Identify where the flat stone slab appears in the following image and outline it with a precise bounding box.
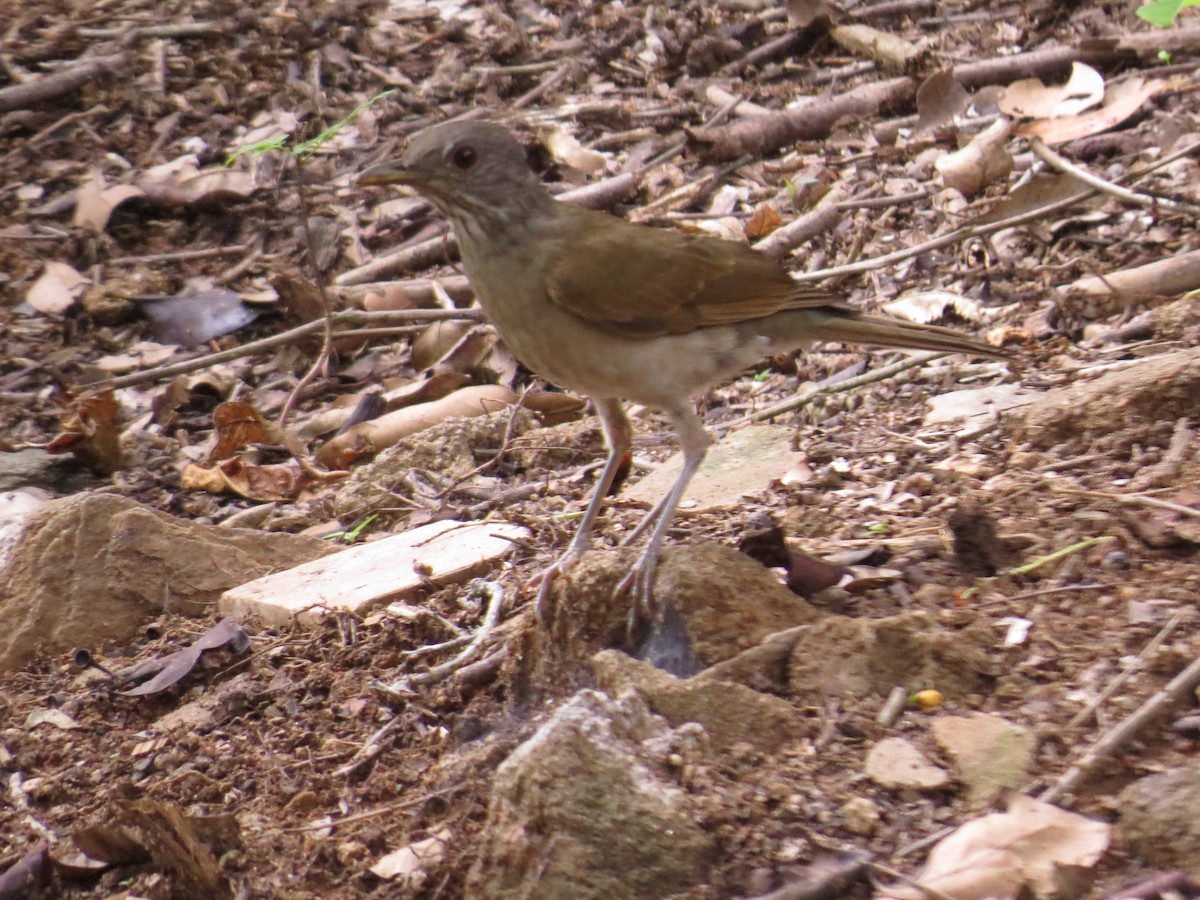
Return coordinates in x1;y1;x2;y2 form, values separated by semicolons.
931;712;1035;808
219;519;529;627
865;737;951;792
626;424;801;513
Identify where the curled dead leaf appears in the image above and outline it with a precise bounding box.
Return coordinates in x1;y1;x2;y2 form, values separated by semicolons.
999;62;1105;119
935;119;1013;196
45;388;123;474
26;261;90;315
1016;76;1167;145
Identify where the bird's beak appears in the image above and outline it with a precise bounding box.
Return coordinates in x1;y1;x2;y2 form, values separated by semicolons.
357;160;415;186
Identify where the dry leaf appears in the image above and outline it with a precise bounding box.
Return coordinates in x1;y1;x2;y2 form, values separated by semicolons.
73;171;146;234
915;69;970;134
1016;77;1166;145
209;401;275;463
743;204;783;240
883;792;1110;899
370;827;451;883
26;261;89;315
180;457;313;501
882;291;987;325
971;173;1089;227
45;388;123;474
999;61;1105;119
936;119;1013;196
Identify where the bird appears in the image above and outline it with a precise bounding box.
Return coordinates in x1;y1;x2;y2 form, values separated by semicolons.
359;120;1009;622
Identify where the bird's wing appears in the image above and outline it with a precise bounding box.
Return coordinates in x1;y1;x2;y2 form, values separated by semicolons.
543;206;845;337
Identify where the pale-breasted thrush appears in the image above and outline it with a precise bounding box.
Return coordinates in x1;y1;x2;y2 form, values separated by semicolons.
360;121;1008;617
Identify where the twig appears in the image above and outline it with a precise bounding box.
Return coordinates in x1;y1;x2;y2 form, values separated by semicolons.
276;783;466;834
1066;613;1183;730
870;860;958;900
727;351;944;426
78;22;223;39
384;581;507;692
331;717;401;778
0;53;127;114
1008;536;1112;576
1030;137;1200;216
108;308;484;389
789;136;1200;284
1041;652;1200;805
107;243;252;265
1050;487;1200;521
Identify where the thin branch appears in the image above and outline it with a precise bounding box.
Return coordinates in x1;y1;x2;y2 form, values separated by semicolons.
1030;137;1200;216
1041;652;1200;805
108;308;484;389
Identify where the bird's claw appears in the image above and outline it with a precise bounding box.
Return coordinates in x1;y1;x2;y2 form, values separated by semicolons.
615;550;659;636
530;550;583;623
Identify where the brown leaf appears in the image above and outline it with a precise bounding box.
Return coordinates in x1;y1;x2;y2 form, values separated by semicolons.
1015;77;1166;145
45;388;123;474
72;170;146;234
118;618;250;697
743;204;782;240
209;401;275;463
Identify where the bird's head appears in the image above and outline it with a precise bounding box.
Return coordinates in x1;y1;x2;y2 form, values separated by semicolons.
358;121;549;217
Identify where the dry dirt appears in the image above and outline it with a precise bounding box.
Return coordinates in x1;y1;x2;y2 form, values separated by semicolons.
2;0;1200;897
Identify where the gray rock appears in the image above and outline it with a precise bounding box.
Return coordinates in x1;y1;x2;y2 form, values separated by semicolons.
0;494;335;671
1119;764;1200;877
466;689;714;899
591;648;805;753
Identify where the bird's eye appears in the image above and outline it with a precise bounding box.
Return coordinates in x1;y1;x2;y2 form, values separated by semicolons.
451;146;477;169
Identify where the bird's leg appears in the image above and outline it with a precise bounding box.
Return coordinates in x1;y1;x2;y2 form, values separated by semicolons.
534;397;632;618
616;403;712;619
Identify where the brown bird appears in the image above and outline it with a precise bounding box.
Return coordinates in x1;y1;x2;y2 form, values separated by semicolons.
360;121;1008;618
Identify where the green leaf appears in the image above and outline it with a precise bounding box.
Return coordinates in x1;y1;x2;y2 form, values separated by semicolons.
292;89;396;159
1136;0;1200;27
225;89;396;165
226;134;289;164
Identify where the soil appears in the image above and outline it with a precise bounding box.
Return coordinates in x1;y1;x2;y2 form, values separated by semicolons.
2;0;1200;897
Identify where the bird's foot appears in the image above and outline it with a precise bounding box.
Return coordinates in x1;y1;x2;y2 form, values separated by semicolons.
615;548;660;635
530;548;584;623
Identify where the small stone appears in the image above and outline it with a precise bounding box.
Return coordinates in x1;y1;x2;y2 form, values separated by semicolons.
931;713;1035;807
864;737;950;792
1119;766;1200;878
841;797;881;835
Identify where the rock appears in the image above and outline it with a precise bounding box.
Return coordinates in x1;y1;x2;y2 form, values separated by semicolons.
466;689;714;899
696;624;810;695
841;797;882;836
1015;347;1200;449
625;425;804;514
220;519;529;627
787;611;996;700
591;649;805;754
652;543;817;665
865;737;951;792
0;494;335;671
1118;765;1200;878
511;416;603;470
930;713;1035;807
527;543;816;690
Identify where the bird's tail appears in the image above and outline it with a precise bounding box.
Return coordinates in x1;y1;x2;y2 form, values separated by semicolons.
802;310;1011;360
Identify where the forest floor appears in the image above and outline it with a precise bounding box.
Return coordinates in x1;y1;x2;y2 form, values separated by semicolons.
2;0;1200;897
